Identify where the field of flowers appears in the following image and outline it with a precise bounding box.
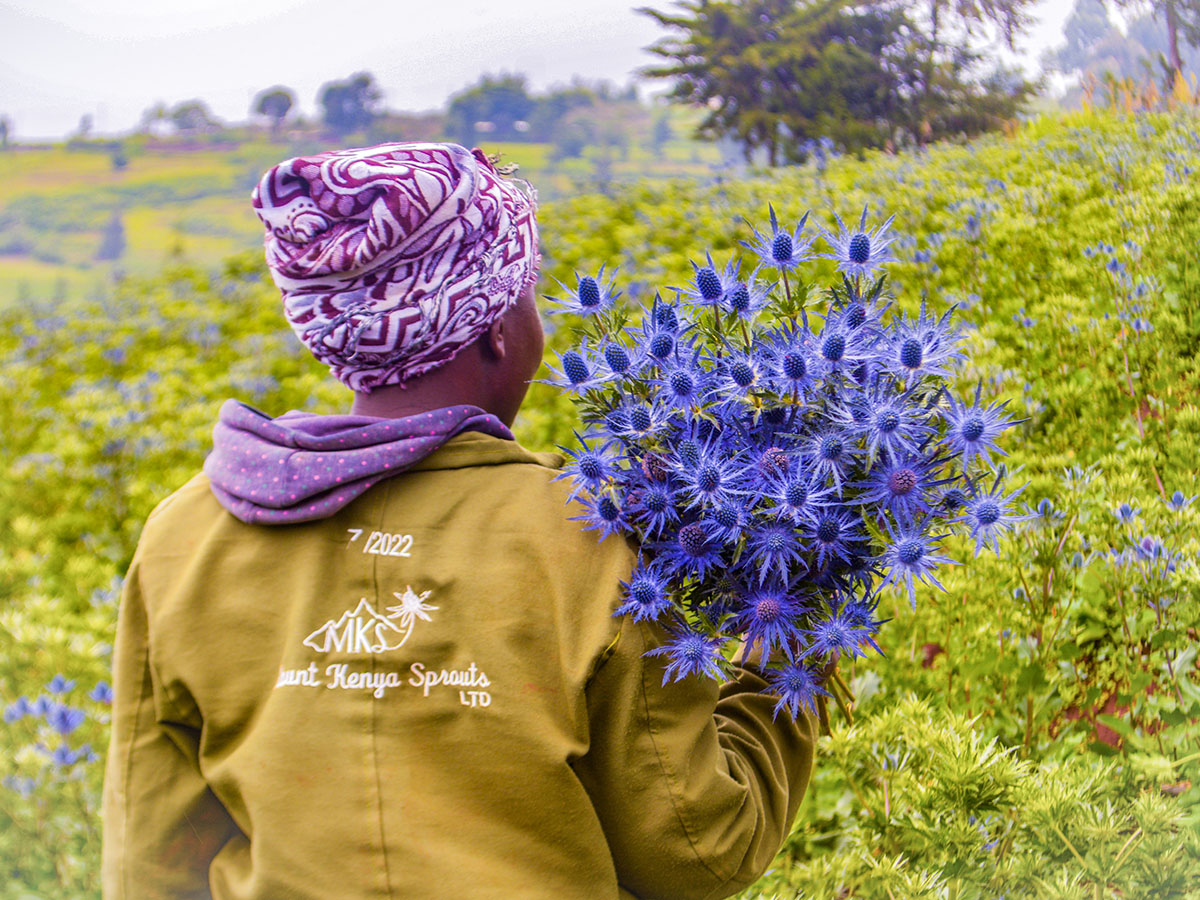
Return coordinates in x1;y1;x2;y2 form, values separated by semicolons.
1;108;1198;898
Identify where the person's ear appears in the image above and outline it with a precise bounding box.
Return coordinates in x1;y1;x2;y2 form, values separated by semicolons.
483;315;506;362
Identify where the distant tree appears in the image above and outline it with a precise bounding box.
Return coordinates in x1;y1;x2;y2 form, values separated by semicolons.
253;86;295;136
641;0;1035;162
96;211;125;262
526;81;598;142
170;100;218;133
641;0;919;163
446;73;537;144
1050;0;1200;92
0;116;10;149
1114;0;1200;76
318;72;383;135
76;114;93;140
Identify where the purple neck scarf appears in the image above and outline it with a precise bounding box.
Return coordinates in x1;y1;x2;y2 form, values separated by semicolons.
203;399;513;525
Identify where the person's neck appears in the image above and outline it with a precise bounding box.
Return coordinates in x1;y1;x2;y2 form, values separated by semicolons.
348;349;508;423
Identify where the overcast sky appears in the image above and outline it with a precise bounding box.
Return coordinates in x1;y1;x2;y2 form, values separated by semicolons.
2;0;1078;140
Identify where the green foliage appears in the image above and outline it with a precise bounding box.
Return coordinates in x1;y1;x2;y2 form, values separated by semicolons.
638;0;1038;161
2;109;1200;898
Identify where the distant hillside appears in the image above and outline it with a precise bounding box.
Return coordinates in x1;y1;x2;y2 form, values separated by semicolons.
0;108;723;308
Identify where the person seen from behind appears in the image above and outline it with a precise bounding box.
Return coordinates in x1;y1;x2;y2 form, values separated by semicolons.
100;141;820;900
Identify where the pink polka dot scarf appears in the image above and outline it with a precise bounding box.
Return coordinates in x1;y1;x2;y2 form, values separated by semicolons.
251;142;540;392
204;399;513;524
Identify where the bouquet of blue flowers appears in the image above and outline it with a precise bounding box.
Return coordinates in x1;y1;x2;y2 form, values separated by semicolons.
546;205;1027;720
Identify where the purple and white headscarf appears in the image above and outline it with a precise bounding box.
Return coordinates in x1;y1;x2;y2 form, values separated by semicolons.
251;142;540;392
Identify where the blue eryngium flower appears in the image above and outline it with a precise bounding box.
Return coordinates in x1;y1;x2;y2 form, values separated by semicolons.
940;382;1022;467
742;205;815;272
648;629;729;684
617;563;673;622
89;681;113;704
732;585;803;659
768;662;829;719
887;298;963;384
681;252;740;308
958;472;1033;556
550;199;1025;717
46;704;86;736
821;205;897;280
546;265;620;316
878;523;956;608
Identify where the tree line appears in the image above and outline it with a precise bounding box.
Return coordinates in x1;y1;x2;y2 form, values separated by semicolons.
636;0;1200;163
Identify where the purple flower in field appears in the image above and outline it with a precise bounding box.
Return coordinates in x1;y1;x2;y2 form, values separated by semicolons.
546;265;620;317
46;704;86;736
4;697;33;724
1113;502;1140;524
681;252;740;309
2;775;36;796
647;629;729;684
89;681;114;705
29;696;53;718
768;662;829;719
742;205;816;273
1165;490;1197;512
46;675;75;695
821;205;897;280
886;299;963;384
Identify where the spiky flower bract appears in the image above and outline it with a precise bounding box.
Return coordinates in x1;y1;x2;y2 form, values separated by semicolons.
886;298;964;384
821;205;897;280
681;252;740;309
769;662;830;719
546;264;621;316
616;562;673;622
940;382;1022;467
742;205;816;273
647;629;730;684
957;470;1034;556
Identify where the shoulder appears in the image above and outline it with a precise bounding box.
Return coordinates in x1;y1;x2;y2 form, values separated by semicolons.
136;472;225;552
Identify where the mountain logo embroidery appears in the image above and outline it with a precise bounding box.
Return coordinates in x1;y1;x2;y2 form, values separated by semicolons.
303;588;438;654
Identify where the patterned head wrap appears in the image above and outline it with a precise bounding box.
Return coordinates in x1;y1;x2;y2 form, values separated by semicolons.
251;142;540;392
